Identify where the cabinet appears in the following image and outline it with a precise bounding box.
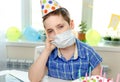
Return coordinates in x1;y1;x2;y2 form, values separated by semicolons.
6;42;45;70
93;46;120;79
6;42;44;60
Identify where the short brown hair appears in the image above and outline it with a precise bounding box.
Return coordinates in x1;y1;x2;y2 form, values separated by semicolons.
43;8;71;24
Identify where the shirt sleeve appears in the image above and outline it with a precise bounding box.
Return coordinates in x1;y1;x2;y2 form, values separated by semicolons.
88;48;103;70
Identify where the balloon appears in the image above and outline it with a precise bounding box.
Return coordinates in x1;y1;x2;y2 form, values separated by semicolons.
85;29;101;46
38;30;46;41
23;26;40;41
6;26;21;41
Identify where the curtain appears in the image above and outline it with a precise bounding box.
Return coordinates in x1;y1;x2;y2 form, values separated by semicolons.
0;31;7;70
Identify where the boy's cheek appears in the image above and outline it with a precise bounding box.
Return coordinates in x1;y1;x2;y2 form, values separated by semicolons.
46;35;55;42
47;34;55;39
49;36;55;41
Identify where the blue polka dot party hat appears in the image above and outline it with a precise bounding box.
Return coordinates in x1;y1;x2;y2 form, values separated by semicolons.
40;0;61;17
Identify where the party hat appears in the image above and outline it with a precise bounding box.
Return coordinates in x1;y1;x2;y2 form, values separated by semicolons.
40;0;61;17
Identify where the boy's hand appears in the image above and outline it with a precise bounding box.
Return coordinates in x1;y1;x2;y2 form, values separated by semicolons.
44;37;56;53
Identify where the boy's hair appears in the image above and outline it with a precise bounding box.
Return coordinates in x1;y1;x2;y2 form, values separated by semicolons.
43;8;71;24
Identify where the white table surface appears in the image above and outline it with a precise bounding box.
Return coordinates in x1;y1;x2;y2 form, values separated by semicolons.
42;76;79;82
0;70;79;82
0;70;30;82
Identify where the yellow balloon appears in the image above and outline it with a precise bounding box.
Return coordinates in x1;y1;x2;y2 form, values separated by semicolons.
6;26;21;41
86;29;101;46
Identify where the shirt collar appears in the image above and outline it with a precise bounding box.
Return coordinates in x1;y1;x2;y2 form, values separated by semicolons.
57;42;78;60
58;48;62;58
76;39;86;58
53;48;59;59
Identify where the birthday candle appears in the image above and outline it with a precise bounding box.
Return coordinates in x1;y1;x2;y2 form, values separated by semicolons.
116;73;120;82
78;69;81;82
85;72;88;82
103;72;106;82
89;67;91;77
100;66;103;77
111;78;114;82
118;73;120;82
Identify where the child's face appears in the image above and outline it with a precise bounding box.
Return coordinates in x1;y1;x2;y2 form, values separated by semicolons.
43;15;74;38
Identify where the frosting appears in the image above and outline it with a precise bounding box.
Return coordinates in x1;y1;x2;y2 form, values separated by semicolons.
72;75;112;82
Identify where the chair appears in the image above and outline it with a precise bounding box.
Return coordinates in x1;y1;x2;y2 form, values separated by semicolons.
34;46;45;61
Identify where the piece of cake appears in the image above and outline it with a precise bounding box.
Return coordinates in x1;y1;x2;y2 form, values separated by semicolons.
72;75;112;82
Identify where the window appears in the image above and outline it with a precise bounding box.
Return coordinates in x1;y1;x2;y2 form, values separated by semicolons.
0;0;21;31
32;0;43;31
92;0;120;37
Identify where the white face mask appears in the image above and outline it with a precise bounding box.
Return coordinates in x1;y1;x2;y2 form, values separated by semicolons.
51;30;76;48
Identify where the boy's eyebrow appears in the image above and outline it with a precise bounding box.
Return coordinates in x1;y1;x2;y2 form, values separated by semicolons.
56;23;64;27
46;28;53;32
45;22;65;30
47;28;52;31
56;24;61;27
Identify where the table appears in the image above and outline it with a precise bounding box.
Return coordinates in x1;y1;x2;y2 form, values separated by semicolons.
42;76;80;82
0;70;79;82
0;70;29;82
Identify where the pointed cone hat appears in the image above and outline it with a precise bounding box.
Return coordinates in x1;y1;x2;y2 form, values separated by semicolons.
40;0;61;17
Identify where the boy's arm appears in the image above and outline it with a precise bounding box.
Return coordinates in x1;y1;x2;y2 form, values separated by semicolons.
28;37;55;82
28;48;51;82
91;64;101;75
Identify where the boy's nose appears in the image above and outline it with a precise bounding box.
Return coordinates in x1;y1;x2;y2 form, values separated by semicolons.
54;30;59;35
54;29;62;35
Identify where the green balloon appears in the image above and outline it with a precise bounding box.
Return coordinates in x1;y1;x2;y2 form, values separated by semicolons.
6;27;21;41
86;29;101;46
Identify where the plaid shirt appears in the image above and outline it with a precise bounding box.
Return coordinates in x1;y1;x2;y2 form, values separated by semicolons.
46;39;102;80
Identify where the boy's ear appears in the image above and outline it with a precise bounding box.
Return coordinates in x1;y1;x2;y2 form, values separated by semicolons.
70;20;74;29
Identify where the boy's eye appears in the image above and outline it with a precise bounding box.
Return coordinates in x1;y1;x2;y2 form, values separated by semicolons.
47;29;53;33
58;25;64;29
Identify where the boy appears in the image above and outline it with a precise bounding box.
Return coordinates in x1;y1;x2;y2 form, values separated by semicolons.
28;0;102;82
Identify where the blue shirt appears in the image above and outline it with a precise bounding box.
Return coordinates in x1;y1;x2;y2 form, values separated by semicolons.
46;39;102;80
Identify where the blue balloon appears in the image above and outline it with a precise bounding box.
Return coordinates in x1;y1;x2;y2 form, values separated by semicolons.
23;26;40;41
38;30;46;41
